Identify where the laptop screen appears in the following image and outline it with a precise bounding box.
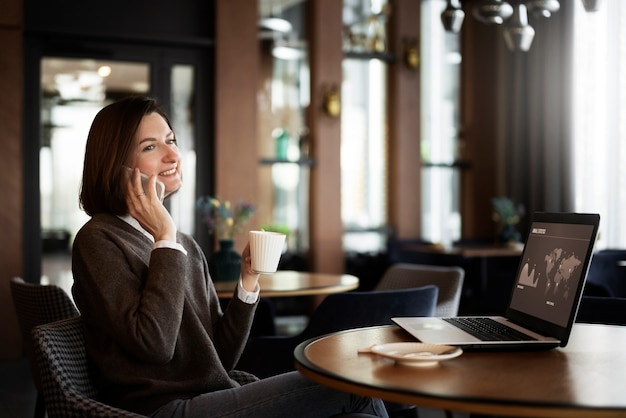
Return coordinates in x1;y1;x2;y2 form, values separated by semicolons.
506;213;600;339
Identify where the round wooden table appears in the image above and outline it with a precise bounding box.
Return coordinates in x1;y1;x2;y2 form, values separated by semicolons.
214;270;360;298
295;324;626;418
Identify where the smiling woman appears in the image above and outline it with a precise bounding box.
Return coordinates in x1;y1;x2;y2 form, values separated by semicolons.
67;95;389;418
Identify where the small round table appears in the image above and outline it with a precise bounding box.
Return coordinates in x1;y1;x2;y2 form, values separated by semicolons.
213;270;360;299
295;324;626;418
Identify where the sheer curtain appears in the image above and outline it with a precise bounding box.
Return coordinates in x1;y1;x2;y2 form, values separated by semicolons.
572;0;626;249
497;1;576;234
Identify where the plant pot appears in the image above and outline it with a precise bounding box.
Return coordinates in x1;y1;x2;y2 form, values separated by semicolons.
210;239;242;282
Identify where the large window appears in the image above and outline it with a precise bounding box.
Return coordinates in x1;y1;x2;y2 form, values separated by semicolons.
420;0;462;247
572;0;626;249
341;0;389;253
259;0;310;253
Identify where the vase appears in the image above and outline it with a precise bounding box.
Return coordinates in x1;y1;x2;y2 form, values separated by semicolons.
210;239;242;282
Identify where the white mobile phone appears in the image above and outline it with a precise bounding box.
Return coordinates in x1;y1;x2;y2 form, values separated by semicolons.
124;166;165;201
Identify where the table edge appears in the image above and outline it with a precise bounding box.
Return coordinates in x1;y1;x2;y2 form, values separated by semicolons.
293;326;626;418
215;272;360;298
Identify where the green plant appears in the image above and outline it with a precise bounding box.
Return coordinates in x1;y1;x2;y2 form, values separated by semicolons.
258;223;290;236
491;197;525;242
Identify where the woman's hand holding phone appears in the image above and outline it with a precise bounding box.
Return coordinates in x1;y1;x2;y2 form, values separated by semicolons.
124;167;176;243
124;166;165;201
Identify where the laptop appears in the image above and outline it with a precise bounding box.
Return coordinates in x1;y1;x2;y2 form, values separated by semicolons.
392;212;601;350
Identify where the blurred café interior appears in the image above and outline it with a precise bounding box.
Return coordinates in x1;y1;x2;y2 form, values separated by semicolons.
2;0;626;415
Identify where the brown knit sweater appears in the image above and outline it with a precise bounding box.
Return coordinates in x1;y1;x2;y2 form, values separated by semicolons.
71;213;257;415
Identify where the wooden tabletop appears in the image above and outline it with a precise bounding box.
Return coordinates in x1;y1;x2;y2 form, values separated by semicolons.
294;324;626;418
214;270;360;298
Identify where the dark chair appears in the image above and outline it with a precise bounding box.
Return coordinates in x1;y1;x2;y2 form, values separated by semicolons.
582;280;612;297
236;286;438;378
32;316;259;418
375;263;465;317
10;277;80;418
576;296;626;325
32;316;147;418
586;249;626;297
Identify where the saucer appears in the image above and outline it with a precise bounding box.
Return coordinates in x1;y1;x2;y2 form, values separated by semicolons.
368;342;462;367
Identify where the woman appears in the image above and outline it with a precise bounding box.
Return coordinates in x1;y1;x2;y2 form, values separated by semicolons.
71;95;388;418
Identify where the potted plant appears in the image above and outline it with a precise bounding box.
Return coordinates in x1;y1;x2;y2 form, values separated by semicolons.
197;196;255;281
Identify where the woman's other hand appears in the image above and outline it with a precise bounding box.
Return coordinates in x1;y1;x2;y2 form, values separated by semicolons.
240;242;260;292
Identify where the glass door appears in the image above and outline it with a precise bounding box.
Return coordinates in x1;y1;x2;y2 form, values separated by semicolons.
24;41;210;289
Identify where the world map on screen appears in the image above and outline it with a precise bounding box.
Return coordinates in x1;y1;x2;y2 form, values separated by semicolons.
517;248;582;299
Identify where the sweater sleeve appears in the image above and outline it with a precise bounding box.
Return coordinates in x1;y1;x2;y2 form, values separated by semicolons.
184;236;258;369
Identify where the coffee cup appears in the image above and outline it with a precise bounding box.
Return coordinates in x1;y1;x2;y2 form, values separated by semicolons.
249;230;286;273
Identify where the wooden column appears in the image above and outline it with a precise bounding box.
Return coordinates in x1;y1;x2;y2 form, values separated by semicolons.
0;0;24;359
214;0;260;250
307;0;344;273
388;0;422;239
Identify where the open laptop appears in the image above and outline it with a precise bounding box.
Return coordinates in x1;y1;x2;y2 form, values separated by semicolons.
393;212;600;350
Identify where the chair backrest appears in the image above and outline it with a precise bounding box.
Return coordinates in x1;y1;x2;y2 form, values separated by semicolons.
32;316;146;418
10;277;80;360
299;285;438;341
576;296;626;326
10;275;81;416
375;263;465;316
586;249;626;298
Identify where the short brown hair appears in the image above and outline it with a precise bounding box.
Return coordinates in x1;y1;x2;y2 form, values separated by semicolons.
79;96;172;216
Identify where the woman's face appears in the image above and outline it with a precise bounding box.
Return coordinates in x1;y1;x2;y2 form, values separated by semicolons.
125;112;182;196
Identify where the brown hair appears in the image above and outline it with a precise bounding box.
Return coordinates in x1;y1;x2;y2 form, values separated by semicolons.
79;96;172;216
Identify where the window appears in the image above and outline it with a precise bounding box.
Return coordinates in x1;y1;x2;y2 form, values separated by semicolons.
341;0;390;253
420;0;462;247
259;0;310;253
572;1;626;249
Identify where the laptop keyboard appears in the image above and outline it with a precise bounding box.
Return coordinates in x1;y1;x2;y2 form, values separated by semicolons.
443;317;537;341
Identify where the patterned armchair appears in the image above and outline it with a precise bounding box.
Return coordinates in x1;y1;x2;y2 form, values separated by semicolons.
10;277;80;418
32;315;259;418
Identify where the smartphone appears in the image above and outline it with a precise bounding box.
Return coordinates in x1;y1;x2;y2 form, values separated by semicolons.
124;166;165;201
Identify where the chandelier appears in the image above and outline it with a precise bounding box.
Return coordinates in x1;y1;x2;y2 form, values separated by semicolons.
440;0;600;52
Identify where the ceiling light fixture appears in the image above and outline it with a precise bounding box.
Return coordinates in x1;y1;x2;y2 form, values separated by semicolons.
441;0;465;33
97;65;112;78
503;3;535;52
581;0;603;12
259;17;293;34
441;0;611;52
526;0;560;18
472;0;514;25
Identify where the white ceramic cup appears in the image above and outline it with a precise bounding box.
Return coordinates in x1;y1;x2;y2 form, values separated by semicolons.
249;230;286;273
